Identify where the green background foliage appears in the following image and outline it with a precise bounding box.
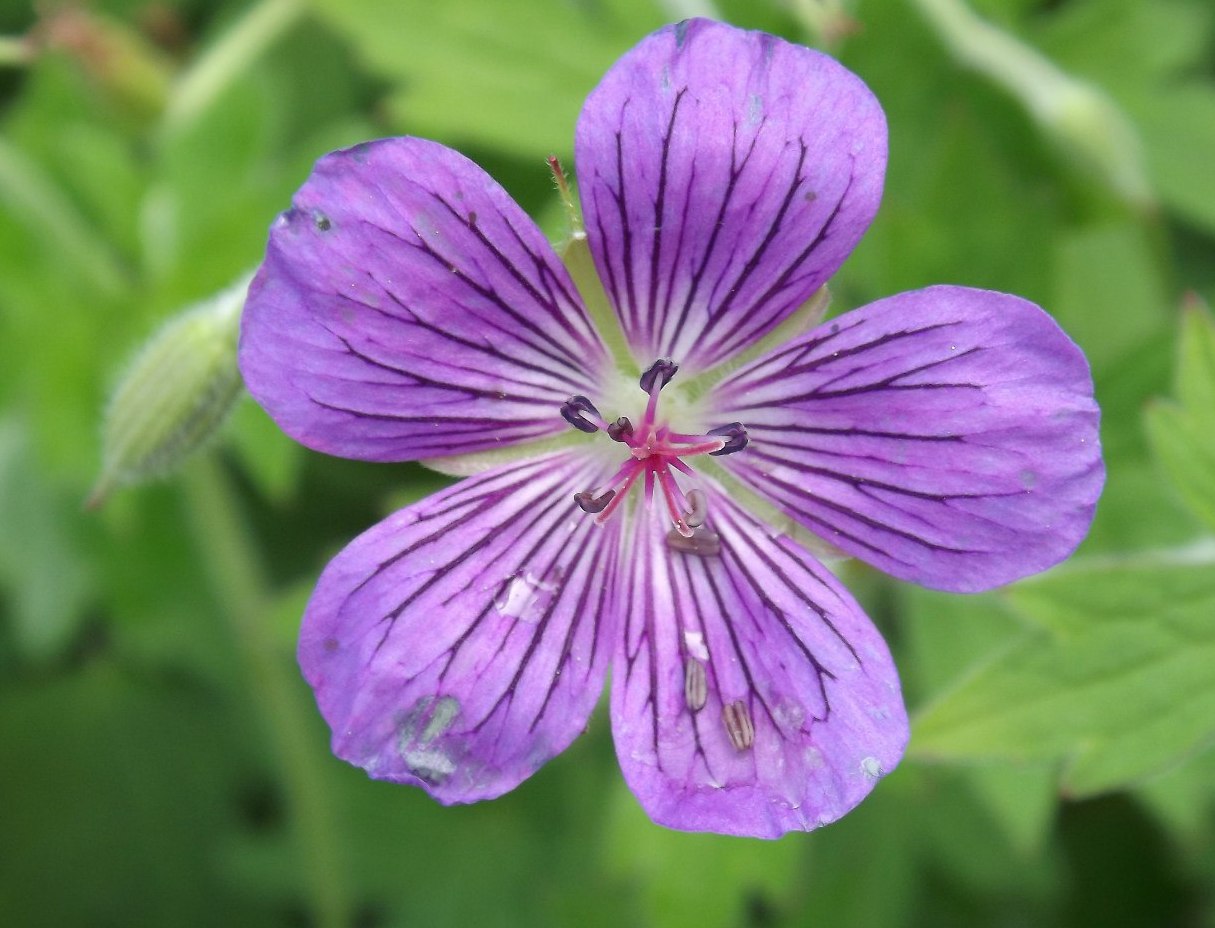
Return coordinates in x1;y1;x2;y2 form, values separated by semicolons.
2;0;1214;925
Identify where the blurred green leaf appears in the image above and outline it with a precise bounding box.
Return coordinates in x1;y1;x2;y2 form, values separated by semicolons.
897;583;1023;706
1135;744;1215;848
604;777;806;928
0;419;93;662
0;661;262;927
1145;303;1215;532
1050;221;1170;372
961;762;1059;856
1034;0;1211;92
307;0;665;156
913;549;1215;797
1128;85;1215;237
837;0;1072;326
789;761;1058;927
1033;0;1215;233
228;396;305;505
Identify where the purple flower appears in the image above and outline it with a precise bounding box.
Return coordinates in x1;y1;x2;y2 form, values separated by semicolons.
239;19;1103;837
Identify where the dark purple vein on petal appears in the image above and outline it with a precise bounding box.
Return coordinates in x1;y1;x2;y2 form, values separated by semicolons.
375;221;587;378
646;89;687;350
500;218;602;353
433;495;589;677
738;323;964;396
661;553;713;779
715;315;868;393
710;524;834;719
427;193;603;357
612;105;640;337
743;451;981;503
714;502;860;666
665;118;763;356
358;458;595;658
530;533;617;730
372;283;590;393
274;247;586;394
730;463;974;563
705;140;809;328
470;520;604;734
708;170;855;366
326;328;560;405
747;423;963;443
680;554;780;735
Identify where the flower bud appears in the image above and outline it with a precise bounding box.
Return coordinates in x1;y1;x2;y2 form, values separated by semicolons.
88;274;251;508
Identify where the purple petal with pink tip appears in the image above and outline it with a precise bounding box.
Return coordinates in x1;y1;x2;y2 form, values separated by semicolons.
611;494;907;838
709;286;1104;592
576;18;886;373
239;137;608;462
299;451;619;803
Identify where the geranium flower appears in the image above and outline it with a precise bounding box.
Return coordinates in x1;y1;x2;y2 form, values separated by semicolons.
239;18;1103;837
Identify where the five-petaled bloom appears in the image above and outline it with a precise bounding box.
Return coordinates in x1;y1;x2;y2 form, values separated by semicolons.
239;19;1103;837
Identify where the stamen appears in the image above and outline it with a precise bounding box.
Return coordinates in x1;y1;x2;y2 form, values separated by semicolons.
639;358;679;394
574;489;616;513
568;358;744;538
666;526;722;557
722;700;755;751
707;422;749;456
560;395;603;433
684;659;707;712
606;416;634;442
588;460;645;525
656;468;692;537
684;488;708;528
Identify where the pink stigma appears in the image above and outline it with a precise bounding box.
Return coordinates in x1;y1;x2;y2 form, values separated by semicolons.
567;359;747;536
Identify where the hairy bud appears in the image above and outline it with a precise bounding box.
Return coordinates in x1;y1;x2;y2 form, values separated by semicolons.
88;274;251;508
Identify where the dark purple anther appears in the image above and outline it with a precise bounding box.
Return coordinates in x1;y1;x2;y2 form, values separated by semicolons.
561;395;602;433
639;358;679;393
574;489;617;513
607;416;634;442
707;422;749;456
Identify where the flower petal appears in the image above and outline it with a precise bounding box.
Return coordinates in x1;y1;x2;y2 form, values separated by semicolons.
240;137;609;462
575;19;886;373
709;286;1104;592
299;451;619;803
610;494;907;837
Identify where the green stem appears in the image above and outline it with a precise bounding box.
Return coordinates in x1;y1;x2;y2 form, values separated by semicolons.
907;0;1154;211
160;0;306;138
181;455;350;928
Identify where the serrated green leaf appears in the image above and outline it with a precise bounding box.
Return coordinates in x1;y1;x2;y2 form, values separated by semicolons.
1175;303;1215;412
1145;402;1215;533
1145;304;1215;532
912;552;1215;797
